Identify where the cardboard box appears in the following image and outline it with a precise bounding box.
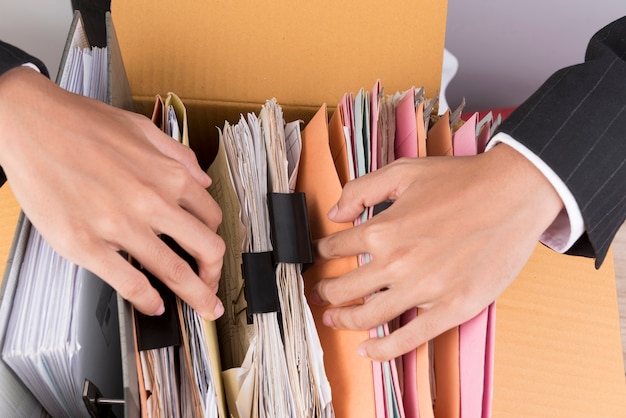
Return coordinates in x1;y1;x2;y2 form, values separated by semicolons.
111;1;626;415
494;245;626;416
111;0;448;170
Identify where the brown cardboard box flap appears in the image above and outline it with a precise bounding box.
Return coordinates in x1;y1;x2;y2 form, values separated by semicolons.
112;0;447;108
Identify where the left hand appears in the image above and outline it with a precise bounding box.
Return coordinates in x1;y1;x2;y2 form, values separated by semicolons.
0;67;225;320
311;144;564;361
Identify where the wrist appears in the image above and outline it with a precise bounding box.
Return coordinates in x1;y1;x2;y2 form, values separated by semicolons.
481;143;565;240
487;133;584;252
0;66;53;164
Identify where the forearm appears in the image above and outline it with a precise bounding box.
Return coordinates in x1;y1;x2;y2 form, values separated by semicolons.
494;17;626;267
0;42;51;186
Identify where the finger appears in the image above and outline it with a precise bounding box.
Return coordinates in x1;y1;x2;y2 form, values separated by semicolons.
314;221;371;261
320;288;413;332
312;261;393;306
177;179;223;232
156;209;226;293
134;114;212;187
328;175;390;223
126;228;224;320
328;161;415;223
90;248;165;316
151;204;225;286
176;145;212;187
357;305;459;362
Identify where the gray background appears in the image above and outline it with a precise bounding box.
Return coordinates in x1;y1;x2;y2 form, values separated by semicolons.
445;0;626;111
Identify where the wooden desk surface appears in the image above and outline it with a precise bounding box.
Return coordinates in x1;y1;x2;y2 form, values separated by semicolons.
0;186;624;416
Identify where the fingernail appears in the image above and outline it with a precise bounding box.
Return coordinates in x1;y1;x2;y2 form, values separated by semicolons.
322;311;335;328
153;303;165;316
327;204;338;220
357;345;368;358
213;299;225;319
308;289;322;305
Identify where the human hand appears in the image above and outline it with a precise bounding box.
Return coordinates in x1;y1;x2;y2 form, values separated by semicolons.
311;144;564;361
0;67;225;320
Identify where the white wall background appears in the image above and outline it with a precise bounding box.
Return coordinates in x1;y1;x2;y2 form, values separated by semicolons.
0;1;73;81
445;0;626;111
1;1;626;110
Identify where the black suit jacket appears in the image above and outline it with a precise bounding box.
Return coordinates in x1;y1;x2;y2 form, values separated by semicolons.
0;41;48;78
497;17;626;268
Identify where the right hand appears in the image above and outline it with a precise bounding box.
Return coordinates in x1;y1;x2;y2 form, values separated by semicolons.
311;144;564;361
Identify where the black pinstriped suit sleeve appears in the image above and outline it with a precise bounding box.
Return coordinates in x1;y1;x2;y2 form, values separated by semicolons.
0;41;49;78
496;17;626;268
0;41;50;187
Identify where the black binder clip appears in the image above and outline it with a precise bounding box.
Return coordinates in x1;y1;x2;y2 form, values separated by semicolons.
133;235;187;351
82;379;124;418
267;192;314;271
240;192;315;324
372;200;393;216
242;251;280;324
132;261;182;350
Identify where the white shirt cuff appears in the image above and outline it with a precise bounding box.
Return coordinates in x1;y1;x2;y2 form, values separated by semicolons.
485;132;585;253
21;62;41;73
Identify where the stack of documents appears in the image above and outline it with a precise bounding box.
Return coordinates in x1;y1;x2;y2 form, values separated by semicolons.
208;99;333;418
2;229;123;418
294;80;501;418
56;16;107;102
0;10;139;418
204;83;502;417
131;92;226;418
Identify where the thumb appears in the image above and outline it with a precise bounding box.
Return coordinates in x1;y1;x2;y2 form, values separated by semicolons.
328;161;410;223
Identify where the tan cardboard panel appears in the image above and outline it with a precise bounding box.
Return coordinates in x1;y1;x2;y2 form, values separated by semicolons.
493;244;626;416
112;0;447;108
113;0;447;169
0;186;20;282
